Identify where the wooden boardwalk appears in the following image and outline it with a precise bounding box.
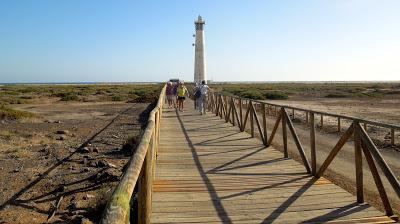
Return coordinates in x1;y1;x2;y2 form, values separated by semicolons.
151;102;394;223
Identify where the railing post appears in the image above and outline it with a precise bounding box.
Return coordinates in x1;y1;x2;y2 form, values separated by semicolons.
292;108;295;119
282;108;288;158
305;111;309;124
310;112;316;176
250;101;254;137
262;103;268;145
320;114;324;128
239;98;243;128
138;136;154;224
337;117;341;132
354;122;364;204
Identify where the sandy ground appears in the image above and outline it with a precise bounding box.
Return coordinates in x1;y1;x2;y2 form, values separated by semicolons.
0;102;151;223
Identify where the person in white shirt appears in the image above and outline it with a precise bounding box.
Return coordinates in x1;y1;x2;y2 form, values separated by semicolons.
198;80;211;115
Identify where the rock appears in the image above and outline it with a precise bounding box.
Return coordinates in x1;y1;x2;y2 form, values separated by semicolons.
55;185;66;192
83;194;95;200
81;167;90;172
89;161;98;167
92;147;99;153
81;218;94;224
56;130;69;135
78;147;90;153
55;120;62;123
67;201;78;210
57;135;66;140
97;160;107;168
13;168;20;173
106;162;117;168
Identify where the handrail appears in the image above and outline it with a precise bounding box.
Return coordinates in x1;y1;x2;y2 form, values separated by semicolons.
225;94;400;130
207;91;399;219
101;85;166;224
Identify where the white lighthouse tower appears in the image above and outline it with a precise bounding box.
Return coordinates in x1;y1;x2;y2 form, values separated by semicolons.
194;15;206;84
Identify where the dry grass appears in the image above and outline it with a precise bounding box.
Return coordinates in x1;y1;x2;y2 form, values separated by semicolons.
0;105;36;120
0;130;56;158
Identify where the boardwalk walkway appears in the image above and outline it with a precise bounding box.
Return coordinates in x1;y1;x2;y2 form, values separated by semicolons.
151;100;394;223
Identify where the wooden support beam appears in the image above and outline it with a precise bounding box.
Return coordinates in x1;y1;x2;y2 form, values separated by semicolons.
250;102;265;144
354;123;364;203
267;111;282;146
361;142;393;216
310;112;316;176
317;124;354;177
338;117;341;132
241;103;251;132
357;123;400;198
283;109;311;173
262;103;268;145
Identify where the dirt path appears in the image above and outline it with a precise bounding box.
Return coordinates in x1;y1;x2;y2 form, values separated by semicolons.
0;102;151;223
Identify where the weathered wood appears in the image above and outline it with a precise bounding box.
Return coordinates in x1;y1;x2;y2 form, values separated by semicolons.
354;123;364;203
283;109;311;173
232;100;241;129
282;108;288;158
310;113;316;176
357;123;400;198
361;141;393;216
262;103;268;145
338;117;341;132
317;124;354;177
267;111;282;146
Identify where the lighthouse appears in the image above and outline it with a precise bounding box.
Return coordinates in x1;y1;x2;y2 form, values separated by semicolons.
194;15;206;84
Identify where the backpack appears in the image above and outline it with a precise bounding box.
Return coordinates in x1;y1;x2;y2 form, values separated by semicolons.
194;89;201;98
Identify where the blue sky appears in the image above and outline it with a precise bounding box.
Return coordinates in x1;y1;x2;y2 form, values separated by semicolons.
0;0;399;83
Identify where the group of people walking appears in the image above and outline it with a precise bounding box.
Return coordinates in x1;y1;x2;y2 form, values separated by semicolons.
165;80;210;114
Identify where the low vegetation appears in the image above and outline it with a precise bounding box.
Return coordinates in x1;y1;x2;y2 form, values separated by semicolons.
0;104;36;120
210;82;400;100
0;84;163;105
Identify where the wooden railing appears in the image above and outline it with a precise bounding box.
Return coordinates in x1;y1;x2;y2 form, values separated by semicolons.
101;85;165;224
207;92;400;218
